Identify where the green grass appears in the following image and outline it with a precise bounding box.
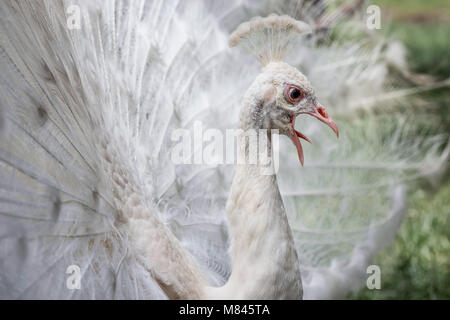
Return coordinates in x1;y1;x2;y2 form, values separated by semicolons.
375;0;450;79
351;181;450;299
374;0;450;21
385;23;450;80
385;22;450;133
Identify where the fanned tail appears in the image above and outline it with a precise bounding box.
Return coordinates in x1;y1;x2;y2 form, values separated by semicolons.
0;0;209;299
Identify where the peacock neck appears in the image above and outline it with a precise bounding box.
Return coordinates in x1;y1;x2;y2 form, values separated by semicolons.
207;120;302;299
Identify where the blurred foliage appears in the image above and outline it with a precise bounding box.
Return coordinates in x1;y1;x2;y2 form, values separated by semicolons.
351;179;450;299
384;23;450;80
350;0;450;299
374;0;450;79
374;0;450;20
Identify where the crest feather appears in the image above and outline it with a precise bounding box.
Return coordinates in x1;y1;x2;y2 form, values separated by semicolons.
229;14;312;66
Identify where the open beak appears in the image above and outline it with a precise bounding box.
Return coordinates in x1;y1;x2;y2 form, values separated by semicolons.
290;105;339;166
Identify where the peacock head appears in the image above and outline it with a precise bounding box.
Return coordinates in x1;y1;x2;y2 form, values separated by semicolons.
230;15;338;166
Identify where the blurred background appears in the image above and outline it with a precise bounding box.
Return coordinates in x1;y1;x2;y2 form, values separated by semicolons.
350;0;449;299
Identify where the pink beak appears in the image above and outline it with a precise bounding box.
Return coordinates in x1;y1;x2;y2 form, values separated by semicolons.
290;105;339;166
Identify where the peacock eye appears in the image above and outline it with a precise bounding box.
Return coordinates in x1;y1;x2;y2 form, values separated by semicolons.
284;85;304;104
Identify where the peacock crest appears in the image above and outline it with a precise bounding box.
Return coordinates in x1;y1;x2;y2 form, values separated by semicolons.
229;14;311;66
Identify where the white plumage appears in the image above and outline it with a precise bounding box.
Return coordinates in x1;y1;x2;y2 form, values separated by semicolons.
0;0;447;299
